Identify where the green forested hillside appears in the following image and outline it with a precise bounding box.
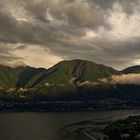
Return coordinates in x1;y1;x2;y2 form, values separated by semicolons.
0;60;140;111
0;65;18;88
1;60;140;89
24;59;119;87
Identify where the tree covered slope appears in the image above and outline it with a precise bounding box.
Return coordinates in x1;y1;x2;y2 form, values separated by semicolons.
0;65;19;88
0;59;140;89
23;59;119;87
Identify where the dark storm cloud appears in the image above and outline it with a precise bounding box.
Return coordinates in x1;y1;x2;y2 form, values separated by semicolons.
88;0;139;14
0;44;22;63
0;0;140;69
85;37;140;69
47;36;140;69
0;0;110;44
23;0;50;22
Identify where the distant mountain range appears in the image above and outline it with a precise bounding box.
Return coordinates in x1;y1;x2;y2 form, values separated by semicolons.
122;65;140;74
0;59;140;111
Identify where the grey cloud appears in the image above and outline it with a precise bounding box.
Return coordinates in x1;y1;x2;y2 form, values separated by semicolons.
0;0;108;45
0;44;23;63
0;0;140;69
23;0;109;29
82;37;140;69
88;0;140;14
0;10;16;32
14;45;27;50
0;8;85;45
23;0;50;22
48;36;140;69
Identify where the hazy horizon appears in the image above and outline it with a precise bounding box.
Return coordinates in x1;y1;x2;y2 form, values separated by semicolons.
0;0;140;70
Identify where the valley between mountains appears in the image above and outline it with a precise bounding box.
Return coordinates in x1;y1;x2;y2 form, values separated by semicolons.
0;59;140;111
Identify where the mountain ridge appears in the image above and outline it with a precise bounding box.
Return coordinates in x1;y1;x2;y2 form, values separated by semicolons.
0;59;140;89
2;59;120;88
122;65;140;74
0;59;140;111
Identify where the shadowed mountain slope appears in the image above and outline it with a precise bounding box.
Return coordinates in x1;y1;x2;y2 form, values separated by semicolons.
122;65;140;74
0;65;19;88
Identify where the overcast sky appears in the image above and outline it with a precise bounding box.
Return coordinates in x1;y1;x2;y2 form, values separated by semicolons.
0;0;140;70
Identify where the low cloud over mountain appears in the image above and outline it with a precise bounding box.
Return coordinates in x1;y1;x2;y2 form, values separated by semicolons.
110;74;140;85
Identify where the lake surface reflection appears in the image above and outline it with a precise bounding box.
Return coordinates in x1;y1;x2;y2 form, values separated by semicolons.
0;110;140;140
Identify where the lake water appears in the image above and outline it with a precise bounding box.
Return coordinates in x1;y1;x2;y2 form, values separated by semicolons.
0;110;140;140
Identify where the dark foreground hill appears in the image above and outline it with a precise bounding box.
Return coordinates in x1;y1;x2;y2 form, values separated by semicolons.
103;116;140;140
62;115;140;140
